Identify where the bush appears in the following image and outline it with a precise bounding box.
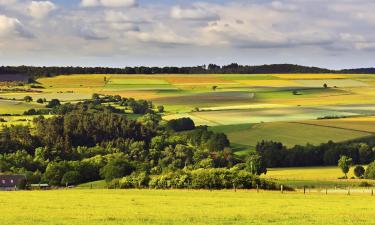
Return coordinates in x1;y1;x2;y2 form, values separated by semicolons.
36;98;44;104
46;99;61;108
23;96;33;102
100;159;135;182
147;169;282;190
365;161;375;179
167;118;195;132
354;165;365;178
119;172;150;189
61;171;80;186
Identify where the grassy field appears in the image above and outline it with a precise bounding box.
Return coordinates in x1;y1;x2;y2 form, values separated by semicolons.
3;73;375;148
0;189;374;225
262;166;375;188
210;122;372;150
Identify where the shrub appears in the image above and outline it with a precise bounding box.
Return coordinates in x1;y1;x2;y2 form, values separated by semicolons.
365;161;375;179
61;171;80;186
119;172;150;189
46;99;61;108
354;165;365;178
167;118;195;132
100;159;135;182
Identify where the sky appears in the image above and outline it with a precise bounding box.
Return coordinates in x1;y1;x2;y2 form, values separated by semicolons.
0;0;375;69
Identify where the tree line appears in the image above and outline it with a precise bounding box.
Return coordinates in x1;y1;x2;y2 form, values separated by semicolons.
256;140;375;168
2;64;374;79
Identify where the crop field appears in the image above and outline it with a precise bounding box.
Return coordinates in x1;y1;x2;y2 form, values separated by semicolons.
190;107;358;125
0;189;374;225
211;122;372;150
262;166;375;188
3;73;375;148
0;99;43;114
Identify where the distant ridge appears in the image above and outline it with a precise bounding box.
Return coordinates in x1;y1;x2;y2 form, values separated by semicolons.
1;64;375;79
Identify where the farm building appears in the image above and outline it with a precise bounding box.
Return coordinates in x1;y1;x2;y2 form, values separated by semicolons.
0;174;26;190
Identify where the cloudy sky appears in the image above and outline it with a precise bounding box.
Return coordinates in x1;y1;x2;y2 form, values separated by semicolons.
0;0;374;69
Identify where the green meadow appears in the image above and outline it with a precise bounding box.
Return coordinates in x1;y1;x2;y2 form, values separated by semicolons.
0;189;374;225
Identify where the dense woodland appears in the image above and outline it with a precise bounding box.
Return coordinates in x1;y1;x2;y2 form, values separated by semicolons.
0;95;278;189
1;64;375;79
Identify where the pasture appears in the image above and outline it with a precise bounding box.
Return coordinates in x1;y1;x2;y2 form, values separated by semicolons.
262;166;375;188
210;122;372;150
0;189;374;225
3;73;375;148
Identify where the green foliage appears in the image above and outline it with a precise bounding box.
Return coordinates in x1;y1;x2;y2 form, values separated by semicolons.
157;105;164;113
61;171;80;186
100;159;135;182
46;99;61;108
167;118;195;132
353;165;365;178
147;168;280;190
338;156;352;178
23;96;33;102
365;161;375;179
245;152;267;175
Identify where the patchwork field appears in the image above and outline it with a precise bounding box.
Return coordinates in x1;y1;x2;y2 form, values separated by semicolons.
3;73;375;149
0;189;374;225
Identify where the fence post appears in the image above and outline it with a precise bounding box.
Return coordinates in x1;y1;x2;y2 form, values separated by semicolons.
303;186;306;195
347;187;350;195
326;188;328;195
257;184;259;193
281;185;284;194
371;189;373;196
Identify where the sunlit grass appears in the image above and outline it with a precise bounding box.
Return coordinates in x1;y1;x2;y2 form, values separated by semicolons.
0;189;374;225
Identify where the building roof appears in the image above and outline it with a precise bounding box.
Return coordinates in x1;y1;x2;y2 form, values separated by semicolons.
0;174;26;188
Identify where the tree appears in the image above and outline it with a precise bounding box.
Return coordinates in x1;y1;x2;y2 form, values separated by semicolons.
92;93;100;100
338;156;352;178
365;161;375;179
167;118;195;132
100;159;134;182
36;98;44;104
245;153;267;175
157;105;164;113
212;86;218;91
323;83;328;89
61;171;80;186
24;96;33;102
353;165;365;178
46;99;61;108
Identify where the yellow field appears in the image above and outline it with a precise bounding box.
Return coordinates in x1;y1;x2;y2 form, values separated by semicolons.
234;80;299;87
38;74;108;88
0;189;374;225
263;166;373;182
274;74;348;79
299;116;375;133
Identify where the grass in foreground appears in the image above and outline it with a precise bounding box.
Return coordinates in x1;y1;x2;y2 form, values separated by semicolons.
0;189;374;225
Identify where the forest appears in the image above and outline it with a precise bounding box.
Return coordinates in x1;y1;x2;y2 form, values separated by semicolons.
0;95;277;189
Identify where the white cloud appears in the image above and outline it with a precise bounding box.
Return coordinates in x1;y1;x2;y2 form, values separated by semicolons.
0;0;17;5
171;5;219;21
28;1;57;19
81;0;99;7
0;15;32;38
81;0;137;8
